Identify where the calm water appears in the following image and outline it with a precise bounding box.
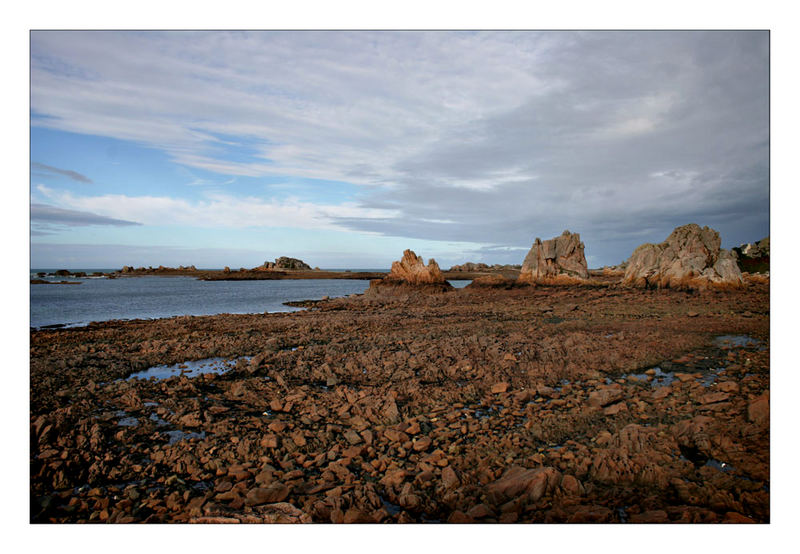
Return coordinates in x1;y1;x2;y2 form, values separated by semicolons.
30;275;472;328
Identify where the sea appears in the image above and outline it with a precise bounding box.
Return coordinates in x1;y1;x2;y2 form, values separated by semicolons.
30;269;471;329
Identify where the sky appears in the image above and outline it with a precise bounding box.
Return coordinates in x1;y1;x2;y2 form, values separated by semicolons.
29;30;769;269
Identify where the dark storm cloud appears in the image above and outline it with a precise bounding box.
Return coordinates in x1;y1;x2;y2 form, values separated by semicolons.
31;162;93;184
333;31;769;265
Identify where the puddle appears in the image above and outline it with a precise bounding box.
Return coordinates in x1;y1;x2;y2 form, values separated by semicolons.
616;506;629;523
115;410;139;427
705;459;735;473
696;371;721;388
624;366;676;388
163;430;206;445
127;356;251;381
149;413;170;426
143;401;159;408
713;335;761;350
381;496;402;516
543;316;564;325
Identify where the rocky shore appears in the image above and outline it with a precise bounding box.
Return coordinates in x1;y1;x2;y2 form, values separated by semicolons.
30;275;769;523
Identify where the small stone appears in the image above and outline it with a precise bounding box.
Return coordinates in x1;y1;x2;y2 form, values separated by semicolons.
747;394;769;426
245;483;289;506
492;382;510;394
343;430;363;445
291;430;307;447
268;421;287;433
412;436;432;451
467;503;492;519
261;435;279;448
447;511;474;523
441;466;460;490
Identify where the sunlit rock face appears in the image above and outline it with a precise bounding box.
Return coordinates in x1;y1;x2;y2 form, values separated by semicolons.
623;224;744;290
366;249;453;295
518;230;589;284
388;249;447;285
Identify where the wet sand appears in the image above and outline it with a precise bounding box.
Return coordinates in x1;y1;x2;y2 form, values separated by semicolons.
30;279;769;523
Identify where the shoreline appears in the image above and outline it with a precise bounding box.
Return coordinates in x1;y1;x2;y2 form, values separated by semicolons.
30;279;769;523
32;267;523;281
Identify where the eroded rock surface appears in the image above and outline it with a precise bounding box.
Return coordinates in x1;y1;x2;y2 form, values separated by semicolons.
30;278;768;524
518;230;589;284
623;224;743;290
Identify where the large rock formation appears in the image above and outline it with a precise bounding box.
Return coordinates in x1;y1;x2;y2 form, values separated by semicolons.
623;224;743;289
388;249;446;285
518;230;589;284
366;250;453;295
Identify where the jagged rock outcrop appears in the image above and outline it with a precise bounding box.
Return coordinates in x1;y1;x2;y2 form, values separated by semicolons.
257;257;312;271
366;249;453;295
623;224;743;289
388;249;446;284
517;230;589;284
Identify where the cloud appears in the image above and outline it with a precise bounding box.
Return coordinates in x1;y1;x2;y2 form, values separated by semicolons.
30;203;141;227
35;185;398;231
30;162;93;183
30;31;769;265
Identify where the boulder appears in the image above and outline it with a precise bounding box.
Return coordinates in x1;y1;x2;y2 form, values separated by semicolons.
623;224;744;289
518;230;589;284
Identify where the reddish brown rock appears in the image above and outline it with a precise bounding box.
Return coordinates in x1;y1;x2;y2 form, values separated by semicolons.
491;382;510;394
560;474;584;496
441;466;460;490
629;510;670;523
486;466;561;505
588;384;624;408
245;483;289;506
747;393;769;426
412;436;432;451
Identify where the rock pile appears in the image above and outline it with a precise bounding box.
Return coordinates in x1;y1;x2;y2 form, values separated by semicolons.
29;280;769;523
623;224;743;290
518;231;589;284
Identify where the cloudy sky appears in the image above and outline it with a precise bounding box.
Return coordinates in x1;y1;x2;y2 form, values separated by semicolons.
30;30;769;269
